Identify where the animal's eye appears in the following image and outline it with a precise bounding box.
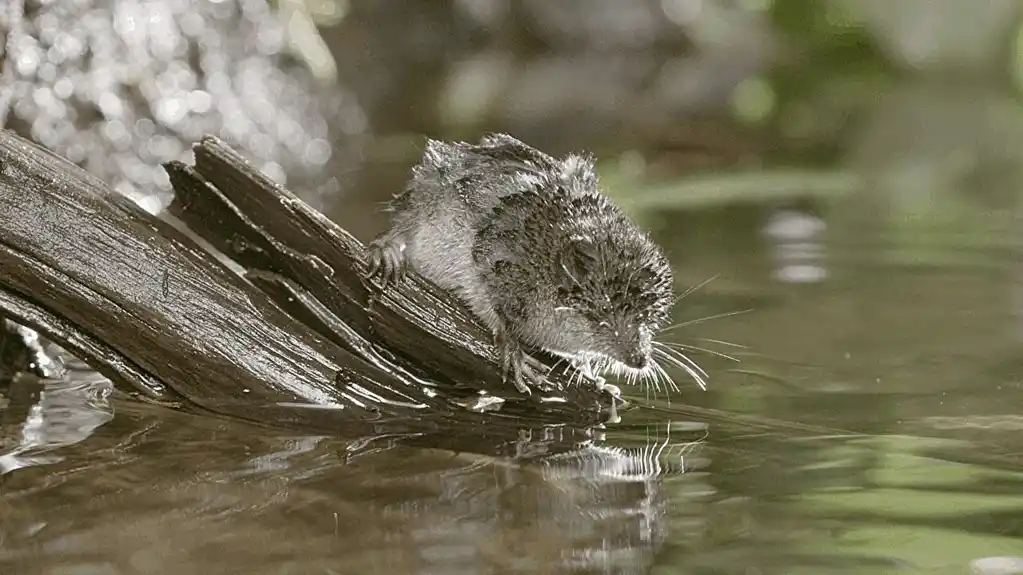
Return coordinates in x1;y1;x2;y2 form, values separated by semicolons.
559;242;597;285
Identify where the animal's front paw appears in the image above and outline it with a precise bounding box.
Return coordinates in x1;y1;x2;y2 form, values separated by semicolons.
594;377;621;399
365;236;408;287
568;357;619;397
495;331;548;396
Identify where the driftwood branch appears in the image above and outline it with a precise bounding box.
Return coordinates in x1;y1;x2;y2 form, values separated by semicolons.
0;130;615;434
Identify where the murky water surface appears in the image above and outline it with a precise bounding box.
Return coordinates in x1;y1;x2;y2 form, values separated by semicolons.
3;193;1023;574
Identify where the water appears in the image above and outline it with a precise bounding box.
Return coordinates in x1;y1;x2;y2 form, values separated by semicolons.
2;0;1021;571
3;189;1023;574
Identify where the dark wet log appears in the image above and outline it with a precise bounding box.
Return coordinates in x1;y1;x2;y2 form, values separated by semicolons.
0;130;614;431
0;291;171;396
0;130;436;425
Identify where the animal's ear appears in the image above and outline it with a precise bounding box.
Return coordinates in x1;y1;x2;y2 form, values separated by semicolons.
558;236;599;285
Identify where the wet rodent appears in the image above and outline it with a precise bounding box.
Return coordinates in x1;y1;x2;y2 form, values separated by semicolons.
366;133;677;396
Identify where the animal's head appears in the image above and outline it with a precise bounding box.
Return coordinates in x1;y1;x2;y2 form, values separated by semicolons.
547;198;674;377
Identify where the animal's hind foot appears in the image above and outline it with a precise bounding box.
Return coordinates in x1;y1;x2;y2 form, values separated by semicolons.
365;235;408;287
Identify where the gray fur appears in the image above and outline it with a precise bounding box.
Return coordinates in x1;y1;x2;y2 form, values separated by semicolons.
367;133;674;395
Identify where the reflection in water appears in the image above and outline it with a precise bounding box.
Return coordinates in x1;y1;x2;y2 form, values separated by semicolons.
763;207;828;285
536;423;709;573
0;371;708;575
0;364;112;475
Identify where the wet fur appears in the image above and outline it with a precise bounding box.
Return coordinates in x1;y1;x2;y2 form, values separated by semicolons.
368;133;674;392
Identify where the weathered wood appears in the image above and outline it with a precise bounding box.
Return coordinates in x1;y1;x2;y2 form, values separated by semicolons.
0;130;615;432
0;289;174;398
0;130;436;425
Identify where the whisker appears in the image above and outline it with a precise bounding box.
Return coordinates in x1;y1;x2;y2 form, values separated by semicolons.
655;363;671;396
660;342;740;363
606;358;619;381
668;369;681;395
659;308;754;335
587;357;604;388
546;355;569;377
672;274;720;305
635;361;651;397
653;347;707;391
696;337;748;349
571;361;587;388
646;357;669;398
653;342;709;379
646;363;662;399
563;357;580;388
657;360;680;395
641;367;654;401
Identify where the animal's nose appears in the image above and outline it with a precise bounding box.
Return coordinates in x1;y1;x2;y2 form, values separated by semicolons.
627;351;648;369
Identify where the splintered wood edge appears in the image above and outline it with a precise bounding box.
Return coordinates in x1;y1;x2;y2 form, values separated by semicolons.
0;257;178;401
0;130;421;416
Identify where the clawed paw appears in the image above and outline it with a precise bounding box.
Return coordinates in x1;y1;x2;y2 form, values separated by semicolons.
495;331;549;396
594;377;621;399
366;237;408;287
522;352;550;377
569;357;619;397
